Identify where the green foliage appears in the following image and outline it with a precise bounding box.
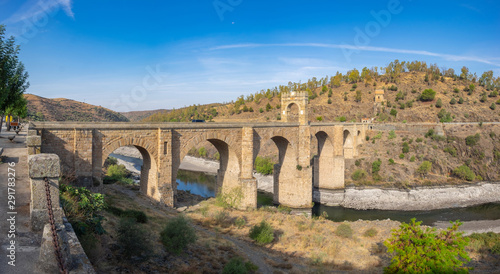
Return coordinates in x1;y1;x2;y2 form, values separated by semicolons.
458;97;464;104
354;90;362;102
437;108;453;122
215;187;243;209
399;153;405;159
435;98;443;108
234;217;246;229
384;218;471;273
316;116;323;121
450;97;457;105
117;218;153;259
453;165;476;181
222;257;258;274
364;228;378;237
388;130;396;139
389;158;396;164
468;232;500;254
410;156;416;162
465;133;480;146
266;103;272;111
160;215;197;255
420;89;436;101
198;147;207;157
254;156;274;175
296;164;302;171
337;116;346;122
417;161;432;177
425;129;435;138
415;137;423;143
105;164;130;184
490;103;496;110
402;142;409;153
444;147;457;157
327;98;332;104
351;169;367;181
60;184;106;236
372;159;382;174
104;156;118;168
259;108;263;113
390;108;397;117
335;223;353;238
249;221;274;245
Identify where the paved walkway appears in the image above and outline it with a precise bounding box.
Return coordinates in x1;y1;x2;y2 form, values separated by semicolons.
0;125;41;273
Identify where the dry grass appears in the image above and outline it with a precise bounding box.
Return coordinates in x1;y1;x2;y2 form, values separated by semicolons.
187;199;400;271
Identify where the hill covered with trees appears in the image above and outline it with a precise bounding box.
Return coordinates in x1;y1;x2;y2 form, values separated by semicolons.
142;60;500;123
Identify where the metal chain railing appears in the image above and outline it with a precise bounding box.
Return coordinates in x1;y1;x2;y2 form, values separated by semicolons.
44;177;68;274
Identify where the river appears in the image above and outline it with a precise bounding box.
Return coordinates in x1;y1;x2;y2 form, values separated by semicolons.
109;151;500;229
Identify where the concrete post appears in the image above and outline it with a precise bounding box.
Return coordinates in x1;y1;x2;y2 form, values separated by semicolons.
28;154;63;231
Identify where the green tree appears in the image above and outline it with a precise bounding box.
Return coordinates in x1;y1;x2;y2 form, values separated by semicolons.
435;98;443;108
0;25;29;132
420;89;436;101
347;68;360;83
354;90;362;102
417;161;432;177
385;218;471;273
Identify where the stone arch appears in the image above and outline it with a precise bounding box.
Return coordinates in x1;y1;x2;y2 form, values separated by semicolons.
343;129;354;159
284;103;300;123
102;140;160;201
314;131;335;188
357;130;362;145
175;131;241;199
281;92;308;124
270;136;298;206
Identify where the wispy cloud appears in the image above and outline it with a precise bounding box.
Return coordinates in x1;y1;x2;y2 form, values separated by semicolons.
2;0;74;24
460;3;480;13
210;43;500;67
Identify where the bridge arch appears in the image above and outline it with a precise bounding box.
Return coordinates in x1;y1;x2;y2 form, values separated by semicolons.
102;140;160;201
343;129;355;159
270;136;299;206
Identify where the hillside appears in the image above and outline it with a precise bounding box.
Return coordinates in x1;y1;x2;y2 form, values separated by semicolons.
25;94;129;122
141;61;500;124
120;109;170;122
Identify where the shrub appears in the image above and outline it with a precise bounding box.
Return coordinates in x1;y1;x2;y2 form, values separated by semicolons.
335;223;353;238
490;103;496;110
372;159;382;174
327;98;332;104
215;187;243;209
465;133;480;146
254;156;274;175
364;228;378;237
160;215;197;255
399;153;405;159
402;142;409;153
444;147;457;157
417;161;432;177
435;98;443;108
390;109;397;117
117;218;153;259
384;218;470;273
410;156;416;162
316;116;323;121
388;130;396;139
234;217;246;229
453;165;476;181
425;129;435;138
420;89;436;101
389;158;396;164
450;97;456;105
222;257;258;274
198;147;207;157
104;156;118;167
106;164;129;182
351;169;367;181
249;221;274;245
259;108;263;113
458;97;464;104
337;116;347;122
415;137;423;143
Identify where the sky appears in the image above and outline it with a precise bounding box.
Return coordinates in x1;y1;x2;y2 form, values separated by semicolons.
1;0;499;112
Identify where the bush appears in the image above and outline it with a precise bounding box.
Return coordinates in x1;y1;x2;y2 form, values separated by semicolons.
249;221;274;245
417;161;432;177
335;223;353;238
410;156;416;162
215;187;243;209
372;159;382;174
351;169;367;181
106;164;129;182
435;98;443;108
223;257;258;274
420;89;436;101
104;156;118;168
402;142;409;153
160;215;197;255
384;218;470;273
390;109;397;117
198;147;207;157
490;103;496;110
450;97;456;105
316;116;323;121
106;206;148;223
254;156;274;175
234;217;246;229
117;218;153;259
327;98;332;104
465;133;480;146
453;165;476;181
458;97;464;104
364;228;378;237
444;147;457;157
416;137;423;143
389;158;396;164
388;130;396;139
399;153;405;159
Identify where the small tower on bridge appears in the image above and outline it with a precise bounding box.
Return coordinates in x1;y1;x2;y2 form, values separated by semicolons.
281;91;308;125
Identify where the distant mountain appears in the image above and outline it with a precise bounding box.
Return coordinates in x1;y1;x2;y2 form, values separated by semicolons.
25;94;129;122
120;109;170;122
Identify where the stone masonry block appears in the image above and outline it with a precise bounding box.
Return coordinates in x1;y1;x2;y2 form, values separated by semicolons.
26;135;42;146
28;129;37;136
29;154;60;178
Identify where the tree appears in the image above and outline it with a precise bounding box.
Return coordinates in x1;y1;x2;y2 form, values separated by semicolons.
460;66;469;80
347;68;360;83
417;161;432;177
0;25;29;132
420;89;436;101
435;98;443;108
354;90;362;102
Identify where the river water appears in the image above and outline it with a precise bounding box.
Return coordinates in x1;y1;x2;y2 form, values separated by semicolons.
109;153;500;226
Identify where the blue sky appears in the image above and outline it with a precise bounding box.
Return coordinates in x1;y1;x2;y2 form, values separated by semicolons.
1;0;499;112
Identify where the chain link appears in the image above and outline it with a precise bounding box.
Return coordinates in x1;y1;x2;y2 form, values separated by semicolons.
44;177;68;274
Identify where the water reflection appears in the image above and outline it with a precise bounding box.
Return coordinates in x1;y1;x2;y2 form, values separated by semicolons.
176;170;216;198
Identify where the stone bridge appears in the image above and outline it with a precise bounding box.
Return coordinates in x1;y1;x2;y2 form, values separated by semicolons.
27;93;366;210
